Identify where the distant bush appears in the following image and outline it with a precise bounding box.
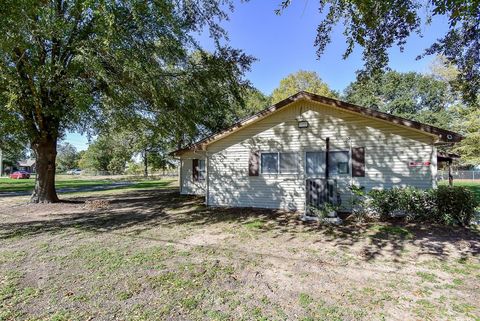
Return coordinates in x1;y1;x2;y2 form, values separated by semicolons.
435;186;478;226
351;185;479;226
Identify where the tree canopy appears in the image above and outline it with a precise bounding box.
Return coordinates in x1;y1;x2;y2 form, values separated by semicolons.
0;0;252;202
343;71;455;129
271;70;337;103
276;0;479;104
56;142;80;172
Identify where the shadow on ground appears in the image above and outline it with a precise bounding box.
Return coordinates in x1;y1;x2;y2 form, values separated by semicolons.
1;188;479;261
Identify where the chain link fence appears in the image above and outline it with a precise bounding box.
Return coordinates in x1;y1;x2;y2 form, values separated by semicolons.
437;170;480;181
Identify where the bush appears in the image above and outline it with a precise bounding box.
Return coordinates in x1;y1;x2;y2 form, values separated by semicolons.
436;186;478;226
355;185;478;226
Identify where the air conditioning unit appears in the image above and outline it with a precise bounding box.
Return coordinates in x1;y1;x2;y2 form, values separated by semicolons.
306;178;340;208
326;179;340;205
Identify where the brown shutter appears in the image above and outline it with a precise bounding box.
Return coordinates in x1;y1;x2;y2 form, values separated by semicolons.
249;150;260;176
352;147;365;177
192;159;199;181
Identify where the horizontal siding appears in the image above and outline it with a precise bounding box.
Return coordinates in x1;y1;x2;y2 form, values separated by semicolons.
203;100;436;211
180;157;206;196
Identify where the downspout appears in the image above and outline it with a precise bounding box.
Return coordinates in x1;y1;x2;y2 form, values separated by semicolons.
178;157;183;193
325;137;330;180
205;152;209;206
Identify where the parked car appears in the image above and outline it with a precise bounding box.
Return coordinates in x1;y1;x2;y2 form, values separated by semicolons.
10;171;31;179
67;169;82;175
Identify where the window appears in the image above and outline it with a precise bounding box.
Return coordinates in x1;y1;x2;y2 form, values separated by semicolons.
261;153;278;174
328;151;349;175
261;152;298;174
198;159;206;180
306;152;325;176
280;153;298;173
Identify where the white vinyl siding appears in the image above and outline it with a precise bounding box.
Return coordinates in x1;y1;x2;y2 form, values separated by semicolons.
180;152;206;196
183;99;436;211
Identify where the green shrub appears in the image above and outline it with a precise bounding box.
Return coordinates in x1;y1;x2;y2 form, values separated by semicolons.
436;186;478;226
361;186;478;226
367;188;402;220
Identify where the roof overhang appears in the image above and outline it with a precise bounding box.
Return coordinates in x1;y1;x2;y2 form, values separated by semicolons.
171;91;463;156
437;152;461;163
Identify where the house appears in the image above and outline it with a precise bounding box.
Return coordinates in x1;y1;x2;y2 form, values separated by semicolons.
171;92;462;212
17;159;36;173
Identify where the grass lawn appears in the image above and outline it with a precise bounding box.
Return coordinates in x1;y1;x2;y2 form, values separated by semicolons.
0;184;479;320
0;175;175;193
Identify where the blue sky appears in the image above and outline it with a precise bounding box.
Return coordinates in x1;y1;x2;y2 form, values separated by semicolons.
66;0;450;150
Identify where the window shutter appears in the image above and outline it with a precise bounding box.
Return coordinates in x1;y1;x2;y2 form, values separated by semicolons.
192;159;199;181
249;150;260;176
352;147;365;177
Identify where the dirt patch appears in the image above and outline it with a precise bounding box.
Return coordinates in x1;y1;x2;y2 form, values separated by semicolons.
0;188;479;320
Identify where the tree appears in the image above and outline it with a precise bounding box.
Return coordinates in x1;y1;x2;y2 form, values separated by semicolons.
0;94;28;175
56;142;79;172
344;71;456;129
0;0;252;202
276;1;479;104
234;88;271;119
452;107;480;166
78;135;132;174
271;70;337;103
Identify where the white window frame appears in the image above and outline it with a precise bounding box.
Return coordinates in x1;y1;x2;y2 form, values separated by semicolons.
198;159;206;180
328;150;351;176
304;150;326;177
260;151;299;175
303;150;351;178
260;152;279;174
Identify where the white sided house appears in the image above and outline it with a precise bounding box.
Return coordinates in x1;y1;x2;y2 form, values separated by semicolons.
172;92;462;212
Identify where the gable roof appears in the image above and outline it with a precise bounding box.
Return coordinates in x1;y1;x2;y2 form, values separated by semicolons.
172;91;463;156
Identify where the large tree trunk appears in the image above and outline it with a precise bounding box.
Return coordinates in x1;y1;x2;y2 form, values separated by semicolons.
31;137;59;203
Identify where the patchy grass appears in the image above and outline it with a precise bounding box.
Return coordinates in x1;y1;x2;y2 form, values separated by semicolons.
369;224;414;239
243;218;265;230
0;187;479;320
416;271;438;283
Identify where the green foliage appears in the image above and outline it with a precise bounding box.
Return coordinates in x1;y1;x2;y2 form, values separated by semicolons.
271;70;337;103
452;107;480;166
436;186;478;226
234;88;271;119
0;0;252;201
276;0;479;104
125;162;143;176
78;135;131;174
56;143;79;172
344;71;455;129
363;186;479;226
